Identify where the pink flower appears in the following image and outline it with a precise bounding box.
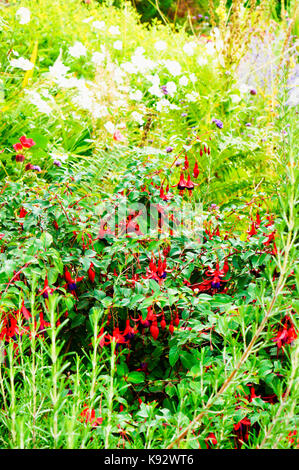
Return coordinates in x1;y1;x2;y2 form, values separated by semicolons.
13;142;23;151
19;135;36;148
113;130;125;142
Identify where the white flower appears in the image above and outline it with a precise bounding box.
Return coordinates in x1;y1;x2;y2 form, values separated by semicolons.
68;42;87;58
239;83;250;94
131;111;144;125
50;152;68;163
113;40;123;51
49;54;70;80
189;73;197;84
129;89;143;101
185;91;199;102
230;94;242;104
9;57;33;71
163;60;182;77
183;41;197;56
154;40;167;52
156;98;171;112
16;7;31;25
104;121;116;134
166;81;177;97
197;56;208;66
179;76;189;86
206;42;216;55
109;25;120;35
91;51;105;66
92;20;105;30
26;90;52;115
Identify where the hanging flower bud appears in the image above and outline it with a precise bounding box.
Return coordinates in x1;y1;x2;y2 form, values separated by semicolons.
193;161;199;178
150;320;159;340
88;263;95;283
200;148;203;157
174;314;180;327
169;321;174;335
160;316;166;330
183;154;189;171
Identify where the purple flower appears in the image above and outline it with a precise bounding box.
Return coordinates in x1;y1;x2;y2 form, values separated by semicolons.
245;123;252;127
161;85;168;95
166;146;173;153
250;89;257;95
53;160;62;167
32;165;42;172
181;113;188;117
212;118;223;129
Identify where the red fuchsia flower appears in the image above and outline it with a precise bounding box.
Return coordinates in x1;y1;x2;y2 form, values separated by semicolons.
15;154;25;162
20;300;31;320
123;318;137;341
80;405;103;427
105;327;127;346
205;432;217;449
150;318;159;340
19;135;36;148
63;268;84;292
234;417;251;448
160;315;166;330
169;320;174;335
185;173;197;191
193;161;199;178
247;221;257;238
183;154;189;171
39;277;55;299
176;172;187;191
88;263;95;283
272;316;297;352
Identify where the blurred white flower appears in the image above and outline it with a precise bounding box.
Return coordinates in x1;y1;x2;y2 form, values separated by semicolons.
179;76;189;86
183;41;197;56
154;40;167;52
239;83;250;94
156;98;171;112
186;91;199;102
16;7;31;25
91;51;105;66
113;40;123;50
92;20;105;30
166;81;177;97
197;56;208;66
163;60;182;77
129;89;143;101
206;42;216;55
26;90;52;115
9;57;33;70
230;94;242;104
189;73;197;83
131;111;144;125
49;54;70;80
109;25;120;35
68;42;87;58
50;152;68;163
104;121;116;134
